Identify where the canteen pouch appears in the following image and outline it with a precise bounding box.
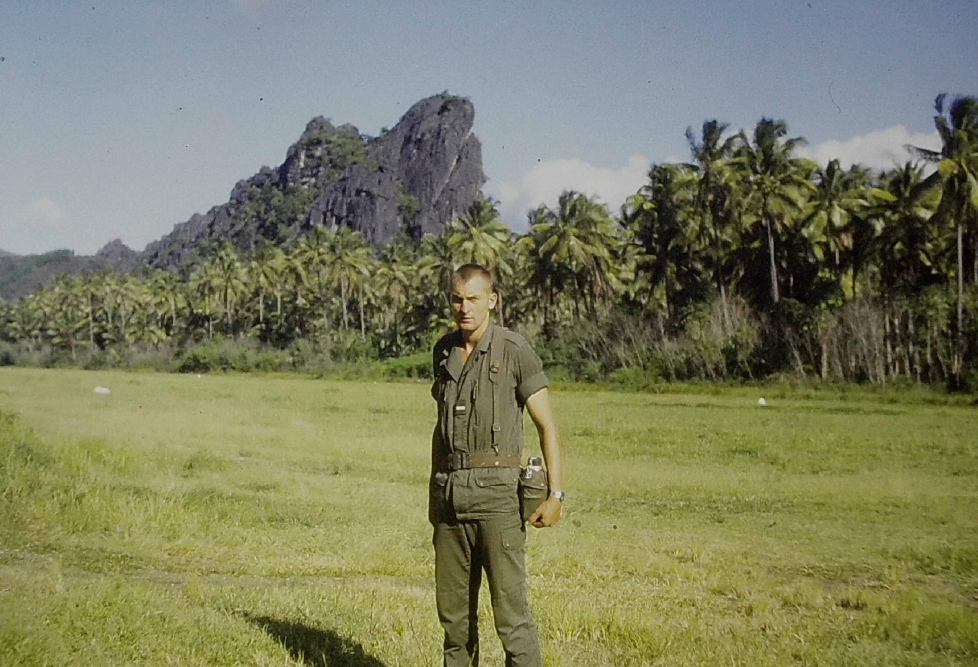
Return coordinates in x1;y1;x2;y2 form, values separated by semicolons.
519;465;548;523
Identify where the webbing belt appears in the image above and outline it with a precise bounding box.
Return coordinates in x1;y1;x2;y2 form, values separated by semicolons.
446;451;521;471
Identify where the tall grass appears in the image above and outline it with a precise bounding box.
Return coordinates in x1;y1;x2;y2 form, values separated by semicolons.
1;367;977;665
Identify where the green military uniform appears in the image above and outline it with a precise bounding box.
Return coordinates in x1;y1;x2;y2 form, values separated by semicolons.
430;322;549;667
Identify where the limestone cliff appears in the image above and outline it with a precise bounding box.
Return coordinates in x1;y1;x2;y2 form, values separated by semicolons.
143;92;485;269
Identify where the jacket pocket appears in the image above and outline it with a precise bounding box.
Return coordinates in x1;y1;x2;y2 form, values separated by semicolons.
458;469;520;517
428;472;450;524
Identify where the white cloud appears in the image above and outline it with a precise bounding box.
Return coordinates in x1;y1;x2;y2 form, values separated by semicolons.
798;126;941;171
493;155;651;228
27;198;68;231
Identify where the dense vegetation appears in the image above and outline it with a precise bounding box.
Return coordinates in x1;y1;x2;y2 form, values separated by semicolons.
2;95;977;390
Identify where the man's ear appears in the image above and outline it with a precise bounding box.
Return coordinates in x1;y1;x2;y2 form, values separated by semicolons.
489;291;499;310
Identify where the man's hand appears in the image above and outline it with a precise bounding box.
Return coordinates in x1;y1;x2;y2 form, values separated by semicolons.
528;496;562;528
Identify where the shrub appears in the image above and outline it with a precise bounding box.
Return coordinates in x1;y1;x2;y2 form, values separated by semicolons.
378;352;431;379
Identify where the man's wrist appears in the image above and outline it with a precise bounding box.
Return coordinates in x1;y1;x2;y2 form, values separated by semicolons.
549;490;565;502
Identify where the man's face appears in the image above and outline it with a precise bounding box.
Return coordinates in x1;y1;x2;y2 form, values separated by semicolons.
449;274;497;333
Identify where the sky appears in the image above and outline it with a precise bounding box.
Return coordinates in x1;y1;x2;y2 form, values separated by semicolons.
0;0;974;256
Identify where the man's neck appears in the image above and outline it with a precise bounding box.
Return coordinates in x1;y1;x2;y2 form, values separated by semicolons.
460;318;492;355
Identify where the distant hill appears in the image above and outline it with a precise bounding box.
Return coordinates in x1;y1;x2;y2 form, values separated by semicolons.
0;249;93;300
2;92;485;299
0;242;139;300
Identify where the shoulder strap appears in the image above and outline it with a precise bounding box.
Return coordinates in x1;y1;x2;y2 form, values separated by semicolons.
488;326;507;450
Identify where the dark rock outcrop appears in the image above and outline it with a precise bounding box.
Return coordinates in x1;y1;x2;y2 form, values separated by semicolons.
308;94;484;244
95;239;139;271
143;92;485;269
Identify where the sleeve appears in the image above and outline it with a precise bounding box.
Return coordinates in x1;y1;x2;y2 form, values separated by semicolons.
513;342;549;405
430;339;443;400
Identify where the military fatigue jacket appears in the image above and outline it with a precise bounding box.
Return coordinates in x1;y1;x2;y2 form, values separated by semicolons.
429;323;549;522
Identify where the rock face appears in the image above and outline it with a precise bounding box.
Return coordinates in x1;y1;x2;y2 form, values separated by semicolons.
143;92;485;269
308;94;484;244
95;239;139;271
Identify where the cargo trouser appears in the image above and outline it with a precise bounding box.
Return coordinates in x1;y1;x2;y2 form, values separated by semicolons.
433;513;542;667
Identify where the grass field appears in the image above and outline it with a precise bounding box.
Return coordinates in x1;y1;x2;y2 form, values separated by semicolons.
1;367;977;666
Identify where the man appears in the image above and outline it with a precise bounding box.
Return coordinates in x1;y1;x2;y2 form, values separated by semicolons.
429;263;565;667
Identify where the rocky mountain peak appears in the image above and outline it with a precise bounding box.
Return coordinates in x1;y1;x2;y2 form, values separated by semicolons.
308;93;484;244
142;92;484;270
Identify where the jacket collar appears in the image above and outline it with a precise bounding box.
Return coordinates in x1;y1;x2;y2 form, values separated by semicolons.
444;321;495;381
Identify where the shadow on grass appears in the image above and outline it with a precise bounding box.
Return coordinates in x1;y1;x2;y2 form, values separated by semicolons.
243;613;389;667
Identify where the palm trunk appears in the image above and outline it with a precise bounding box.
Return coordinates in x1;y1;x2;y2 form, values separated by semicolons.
954;221;964;384
358;286;366;341
87;293;95;348
766;218;780;304
958;221;964;336
973;228;977;284
719;280;730;331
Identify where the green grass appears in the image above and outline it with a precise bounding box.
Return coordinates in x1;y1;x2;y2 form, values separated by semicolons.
1;367;977;666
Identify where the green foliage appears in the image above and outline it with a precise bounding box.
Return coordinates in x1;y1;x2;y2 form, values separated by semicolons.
396;183;422;227
377;351;431;379
175;339;291;374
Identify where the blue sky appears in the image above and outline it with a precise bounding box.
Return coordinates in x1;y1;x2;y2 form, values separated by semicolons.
1;0;974;255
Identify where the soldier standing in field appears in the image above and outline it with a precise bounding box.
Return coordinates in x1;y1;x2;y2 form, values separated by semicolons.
429;263;565;667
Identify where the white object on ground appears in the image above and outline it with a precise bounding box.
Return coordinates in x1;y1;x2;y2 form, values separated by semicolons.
757;397;767;406
94;387;111;395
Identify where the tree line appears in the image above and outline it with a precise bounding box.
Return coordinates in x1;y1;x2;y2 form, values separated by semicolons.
2;94;977;389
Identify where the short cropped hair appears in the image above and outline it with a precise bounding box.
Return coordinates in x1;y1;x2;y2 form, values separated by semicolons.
451;263;497;294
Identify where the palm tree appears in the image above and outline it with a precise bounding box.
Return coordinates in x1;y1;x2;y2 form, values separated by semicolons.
872;162;942;295
912;94;978;358
249;241;284;333
803;159;872;293
46;275;87;358
622;164;699;319
521;191;622;328
374;242;415;356
733;118;815;304
8;293;45;351
211;243;247;336
684;120;742;325
295;226;336;335
146;269;185;345
327;227;373;337
189;260;222;340
447;196;513;272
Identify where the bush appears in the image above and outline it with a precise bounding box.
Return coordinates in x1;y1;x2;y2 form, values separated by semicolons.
0;341;16;366
378;352;431;379
174;339;291;374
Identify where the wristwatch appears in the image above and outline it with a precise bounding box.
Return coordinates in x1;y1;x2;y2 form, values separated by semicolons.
549;490;565;502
